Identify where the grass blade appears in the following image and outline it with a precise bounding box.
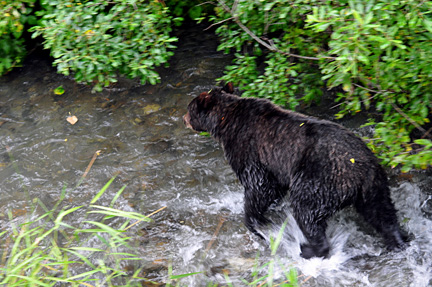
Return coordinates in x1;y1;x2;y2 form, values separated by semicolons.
110;184;127;207
88;205;151;221
170;271;203;280
7;274;51;286
90;175;117;204
63;248;97;270
55;206;83;227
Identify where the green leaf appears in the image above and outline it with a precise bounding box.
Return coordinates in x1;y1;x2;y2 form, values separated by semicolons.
414;139;432;146
110;184;127;207
68;247;104;252
170;271;203;280
188;6;202;20
88;205;151;222
6;275;51;287
90;175;117;204
53;85;65;95
55;206;83;227
424;18;432;33
401;164;412;173
199;132;211;137
352;10;363;25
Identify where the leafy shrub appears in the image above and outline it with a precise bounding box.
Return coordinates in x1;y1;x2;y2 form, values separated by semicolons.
210;0;432;171
31;0;180;92
0;0;37;75
165;0;204;21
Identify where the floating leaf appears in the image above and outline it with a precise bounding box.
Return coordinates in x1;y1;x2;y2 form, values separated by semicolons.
199;132;210;137
66;115;78;125
143;104;161;115
54;86;65;95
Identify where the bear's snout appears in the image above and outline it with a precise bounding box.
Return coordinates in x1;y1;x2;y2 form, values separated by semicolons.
183;112;193;129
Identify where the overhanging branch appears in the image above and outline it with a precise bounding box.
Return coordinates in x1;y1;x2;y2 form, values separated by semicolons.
214;0;335;61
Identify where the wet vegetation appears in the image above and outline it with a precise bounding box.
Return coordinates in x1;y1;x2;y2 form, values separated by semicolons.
0;177;299;286
0;177;154;286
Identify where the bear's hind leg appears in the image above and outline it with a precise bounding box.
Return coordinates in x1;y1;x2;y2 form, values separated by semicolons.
355;186;408;251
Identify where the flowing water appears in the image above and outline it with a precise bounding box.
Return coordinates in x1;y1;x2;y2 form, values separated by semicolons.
0;27;431;286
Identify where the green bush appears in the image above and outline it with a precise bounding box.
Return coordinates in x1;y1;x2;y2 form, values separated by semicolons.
165;0;205;21
0;0;37;75
2;0;430;171
31;0;181;92
210;0;432;172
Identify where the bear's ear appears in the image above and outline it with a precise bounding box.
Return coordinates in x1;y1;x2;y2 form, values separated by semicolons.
197;92;214;109
222;82;234;94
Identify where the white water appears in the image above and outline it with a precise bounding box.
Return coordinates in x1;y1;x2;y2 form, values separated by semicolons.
171;170;432;286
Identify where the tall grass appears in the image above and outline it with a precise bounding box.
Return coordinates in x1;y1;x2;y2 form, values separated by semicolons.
0;177;155;286
167;219;300;287
0;172;299;286
238;220;299;287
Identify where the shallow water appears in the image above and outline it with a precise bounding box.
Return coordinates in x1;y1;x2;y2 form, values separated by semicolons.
0;27;431;286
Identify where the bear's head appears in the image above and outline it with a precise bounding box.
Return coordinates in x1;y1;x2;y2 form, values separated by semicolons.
183;83;237;134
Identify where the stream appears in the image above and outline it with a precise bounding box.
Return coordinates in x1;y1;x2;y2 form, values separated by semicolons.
0;26;431;286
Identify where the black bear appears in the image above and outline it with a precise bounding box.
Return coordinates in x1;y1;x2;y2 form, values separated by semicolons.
183;83;408;259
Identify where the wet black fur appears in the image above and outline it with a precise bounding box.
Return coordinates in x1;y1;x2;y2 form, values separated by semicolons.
184;84;408;258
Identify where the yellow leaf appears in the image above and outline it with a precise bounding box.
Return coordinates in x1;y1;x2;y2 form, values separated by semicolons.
300;122;305;127
350;158;355;164
143;104;161;115
66;115;78;125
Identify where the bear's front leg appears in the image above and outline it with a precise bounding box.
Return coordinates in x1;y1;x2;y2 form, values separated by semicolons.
299;227;330;259
293;208;331;259
238;164;286;240
244;190;271;240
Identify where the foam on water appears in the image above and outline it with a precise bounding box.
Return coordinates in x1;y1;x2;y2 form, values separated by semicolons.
265;180;432;286
172;178;432;286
